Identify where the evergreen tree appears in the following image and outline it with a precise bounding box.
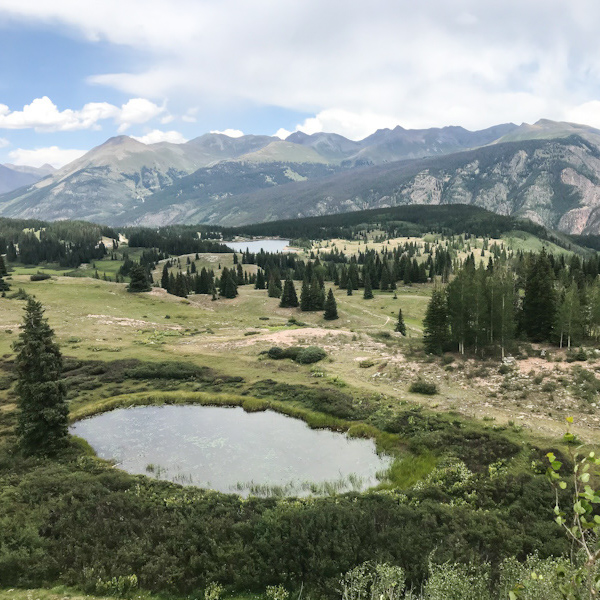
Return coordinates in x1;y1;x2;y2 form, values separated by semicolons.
423;288;450;354
279;277;299;308
221;268;238;298
309;274;325;310
300;277;311;310
13;298;68;455
363;272;374;299
0;254;7;276
267;276;282;298
323;288;338;320
522;250;556;341
395;308;406;335
0;276;9;292
255;269;266;290
127;264;151;293
346;276;353;296
161;264;169;290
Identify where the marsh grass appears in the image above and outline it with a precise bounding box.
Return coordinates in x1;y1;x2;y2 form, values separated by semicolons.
376;453;438;490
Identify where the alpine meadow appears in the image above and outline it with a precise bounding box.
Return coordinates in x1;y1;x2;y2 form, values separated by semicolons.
5;2;600;600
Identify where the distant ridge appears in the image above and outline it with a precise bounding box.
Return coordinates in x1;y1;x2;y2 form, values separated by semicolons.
5;119;600;233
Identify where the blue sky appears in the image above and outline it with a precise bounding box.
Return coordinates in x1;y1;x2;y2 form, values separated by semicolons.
1;1;600;167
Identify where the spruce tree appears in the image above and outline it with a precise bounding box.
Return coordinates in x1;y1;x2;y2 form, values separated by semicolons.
279;277;299;308
423;288;449;354
522;250;556;342
222;270;238;298
363;273;374;299
346;276;353;296
323;288;338;320
13;298;68;455
0;254;7;276
267;276;282;298
161;264;169;289
395;308;406;335
127;265;151;292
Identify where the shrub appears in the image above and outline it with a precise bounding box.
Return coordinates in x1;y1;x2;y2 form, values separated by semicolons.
409;380;438;395
30;273;51;281
267;346;285;359
359;359;375;368
295;346;327;364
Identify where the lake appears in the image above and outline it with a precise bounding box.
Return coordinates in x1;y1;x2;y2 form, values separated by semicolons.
224;239;290;253
70;405;391;496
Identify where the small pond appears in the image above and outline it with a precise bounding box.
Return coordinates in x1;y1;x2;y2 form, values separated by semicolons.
224;239;290;253
71;405;391;496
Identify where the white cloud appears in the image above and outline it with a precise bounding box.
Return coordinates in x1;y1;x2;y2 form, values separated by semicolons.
0;96;165;132
116;98;165;132
4;1;600;133
8;146;87;168
0;138;9;148
132;129;188;144
210;129;244;138
274;128;292;140
564;101;600;129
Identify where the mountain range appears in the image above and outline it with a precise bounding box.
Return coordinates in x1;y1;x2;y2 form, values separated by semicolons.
5;119;600;233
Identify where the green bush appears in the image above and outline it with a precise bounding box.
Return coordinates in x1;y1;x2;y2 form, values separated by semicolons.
295;346;327;364
266;346;326;364
409;380;438;395
30;273;51;281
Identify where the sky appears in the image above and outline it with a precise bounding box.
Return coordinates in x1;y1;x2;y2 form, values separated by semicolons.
1;0;600;167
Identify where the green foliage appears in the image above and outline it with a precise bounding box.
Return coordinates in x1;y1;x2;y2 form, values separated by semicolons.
295;346;328;364
423;562;490;600
324;288;339;320
409;380;438;395
29;273;51;282
423;289;449;355
13;298;69;455
279;277;299;308
126;265;151;293
395;309;406;335
265;346;327;364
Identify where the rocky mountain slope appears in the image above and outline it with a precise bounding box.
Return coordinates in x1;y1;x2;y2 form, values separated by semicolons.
140;135;600;233
6;120;600;232
0;123;519;224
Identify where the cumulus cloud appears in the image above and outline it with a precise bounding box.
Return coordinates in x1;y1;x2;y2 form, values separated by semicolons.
0;96;165;132
8;146;87;168
132;129;188;144
565;101;600;129
0;138;9;148
210;129;244;138
4;1;600;134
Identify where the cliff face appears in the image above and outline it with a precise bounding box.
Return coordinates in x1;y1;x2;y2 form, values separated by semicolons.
171;135;600;232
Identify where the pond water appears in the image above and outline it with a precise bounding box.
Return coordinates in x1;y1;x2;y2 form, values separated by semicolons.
71;405;391;496
224;239;290;253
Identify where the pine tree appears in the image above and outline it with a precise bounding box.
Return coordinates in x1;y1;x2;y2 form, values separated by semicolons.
127;264;151;292
267;276;282;298
423;288;449;354
221;269;238;298
522;250;556;342
279;277;299;308
346;276;353;296
161;264;170;289
395;308;406;335
13;298;68;455
323;288;338;320
363;273;373;299
0;254;7;276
